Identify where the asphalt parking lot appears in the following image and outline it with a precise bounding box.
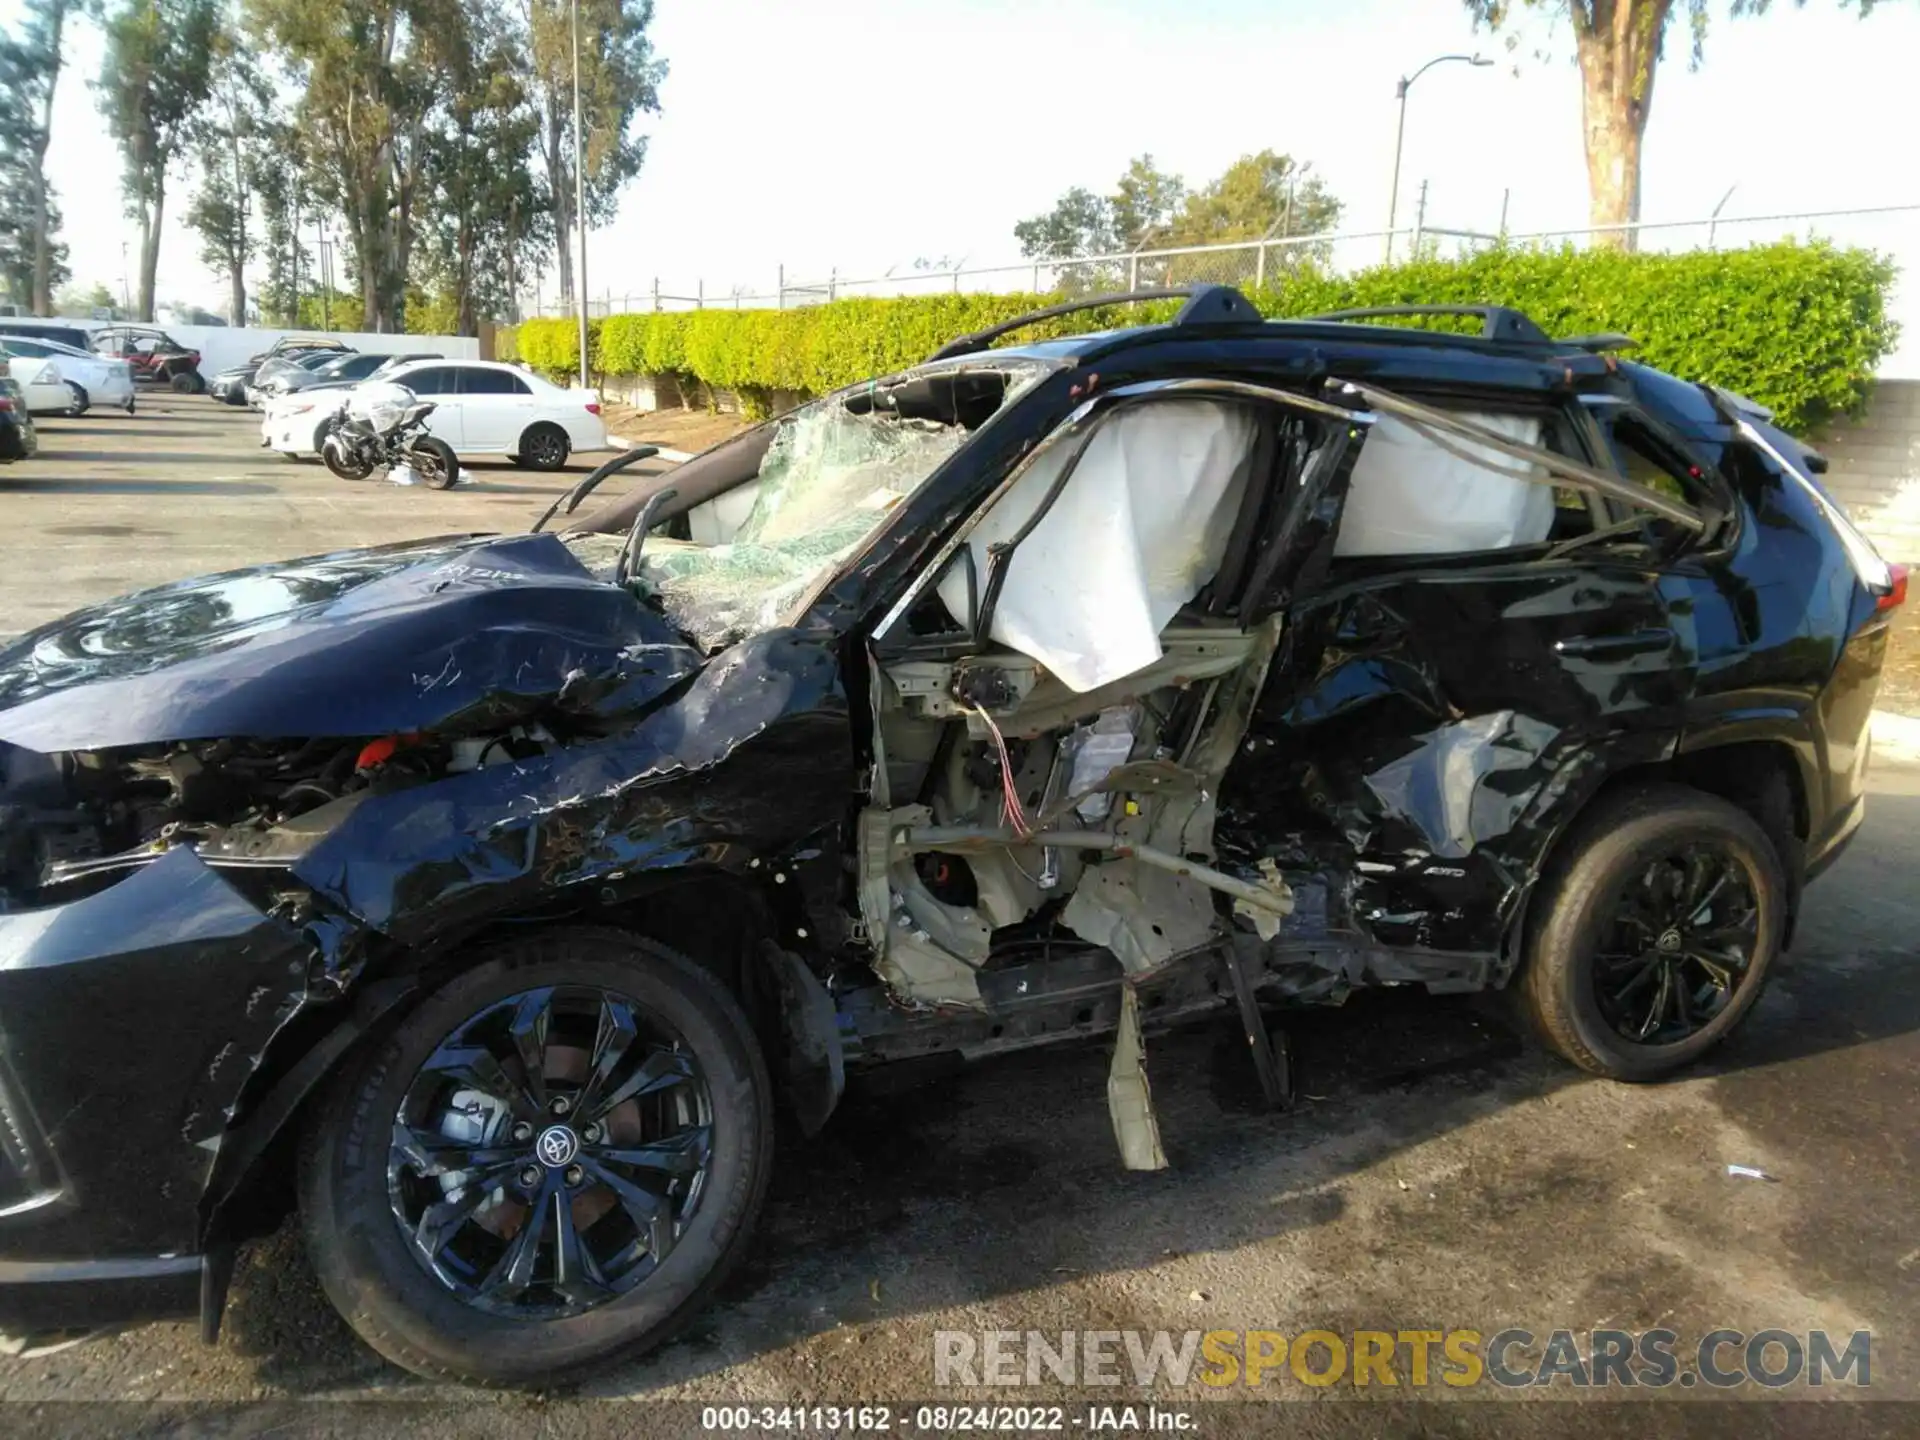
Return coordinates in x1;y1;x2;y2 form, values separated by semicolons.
1;392;1917;1434
0;391;603;634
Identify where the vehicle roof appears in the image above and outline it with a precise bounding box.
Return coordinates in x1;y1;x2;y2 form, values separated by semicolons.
385;358;537;378
0;334;98;358
986;316;1612;367
0;317;99;334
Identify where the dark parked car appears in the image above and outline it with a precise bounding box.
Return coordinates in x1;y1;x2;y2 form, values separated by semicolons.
210;341;355;406
0;287;1901;1384
261;350;400;398
205;362;259;405
0;376;35;461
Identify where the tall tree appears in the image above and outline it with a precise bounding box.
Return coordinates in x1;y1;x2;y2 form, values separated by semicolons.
98;0;221;320
420;0;545;333
0;1;91;314
1463;1;1895;244
1014;151;1343;288
184;22;274;323
1012;186;1118;262
247;0;464;332
522;0;665;306
0;192;70;306
1109;155;1187;252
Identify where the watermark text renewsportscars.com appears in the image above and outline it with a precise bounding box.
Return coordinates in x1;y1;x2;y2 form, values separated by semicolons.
933;1328;1872;1390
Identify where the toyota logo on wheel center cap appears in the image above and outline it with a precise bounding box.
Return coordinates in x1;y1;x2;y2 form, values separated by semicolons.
536;1125;580;1168
1657;929;1684;954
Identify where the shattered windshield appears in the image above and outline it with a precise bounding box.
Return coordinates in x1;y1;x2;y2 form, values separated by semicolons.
615;361;1049;650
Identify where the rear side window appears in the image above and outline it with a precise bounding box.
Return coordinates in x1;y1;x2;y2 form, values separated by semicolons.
1604;415;1698;503
402;367;458;395
460;368;530;396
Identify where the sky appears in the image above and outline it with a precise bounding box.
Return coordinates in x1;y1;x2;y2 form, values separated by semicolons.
9;0;1920;320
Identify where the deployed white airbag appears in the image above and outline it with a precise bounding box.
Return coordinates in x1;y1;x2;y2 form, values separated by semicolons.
1335;411;1555;556
939;400;1254;692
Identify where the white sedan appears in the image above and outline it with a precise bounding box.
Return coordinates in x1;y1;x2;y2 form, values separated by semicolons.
262;360;608;470
0;334;137;414
0;345;78;416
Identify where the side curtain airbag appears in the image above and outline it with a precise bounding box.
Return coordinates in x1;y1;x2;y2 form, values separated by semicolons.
1334;411;1554;556
940;400;1256;692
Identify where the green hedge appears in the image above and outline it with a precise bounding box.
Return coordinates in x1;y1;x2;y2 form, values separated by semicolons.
508;241;1897;432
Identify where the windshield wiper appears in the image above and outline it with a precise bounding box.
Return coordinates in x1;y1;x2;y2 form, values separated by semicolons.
531;445;660;533
615;486;680;587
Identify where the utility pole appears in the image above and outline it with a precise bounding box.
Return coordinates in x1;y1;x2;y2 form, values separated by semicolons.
1386;53;1491;261
291;195;301;326
571;0;590;387
317;218;332;331
506;195;519;324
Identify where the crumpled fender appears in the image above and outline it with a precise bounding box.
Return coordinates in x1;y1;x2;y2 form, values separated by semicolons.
291;629;853;942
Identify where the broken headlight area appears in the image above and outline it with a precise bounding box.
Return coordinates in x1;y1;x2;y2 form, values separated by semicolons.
0;725;561;910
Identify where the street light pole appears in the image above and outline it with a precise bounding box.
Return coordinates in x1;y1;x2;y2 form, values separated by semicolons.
571;0;590;388
1385;52;1492;262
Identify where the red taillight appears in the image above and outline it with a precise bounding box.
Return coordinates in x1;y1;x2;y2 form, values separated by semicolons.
585;401;601;415
1876;563;1909;613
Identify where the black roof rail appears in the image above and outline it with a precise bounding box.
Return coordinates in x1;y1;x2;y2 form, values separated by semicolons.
1561;332;1637;353
926;283;1262;362
1304;304;1554;345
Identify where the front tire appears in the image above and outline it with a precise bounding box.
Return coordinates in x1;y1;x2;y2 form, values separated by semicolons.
1518;783;1785;1081
409;435;460;490
519;423;571;472
299;929;773;1387
321;434;376;482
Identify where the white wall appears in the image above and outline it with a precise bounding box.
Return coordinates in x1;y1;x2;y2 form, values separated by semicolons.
171;326;481;376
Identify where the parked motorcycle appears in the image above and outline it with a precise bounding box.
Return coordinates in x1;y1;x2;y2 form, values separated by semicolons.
321;382;460;489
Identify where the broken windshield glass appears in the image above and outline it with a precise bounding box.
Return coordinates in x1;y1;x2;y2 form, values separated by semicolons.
617;362;1049;651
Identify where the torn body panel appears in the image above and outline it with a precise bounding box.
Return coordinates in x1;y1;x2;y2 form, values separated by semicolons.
0;848;314;1257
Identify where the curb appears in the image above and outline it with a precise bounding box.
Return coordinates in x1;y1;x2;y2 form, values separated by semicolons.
1872;709;1920;766
607;435;693;463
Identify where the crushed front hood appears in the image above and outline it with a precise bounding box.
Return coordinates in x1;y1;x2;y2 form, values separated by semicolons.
0;532;703;750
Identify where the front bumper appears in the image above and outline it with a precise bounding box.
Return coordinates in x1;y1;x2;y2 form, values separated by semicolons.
0;850;315;1330
265;411;326;454
0;1255;203;1334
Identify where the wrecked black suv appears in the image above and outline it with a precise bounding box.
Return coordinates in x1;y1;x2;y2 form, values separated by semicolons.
0;287;1901;1383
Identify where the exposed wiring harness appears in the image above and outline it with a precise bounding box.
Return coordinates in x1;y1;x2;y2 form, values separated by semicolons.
968;704;1033;840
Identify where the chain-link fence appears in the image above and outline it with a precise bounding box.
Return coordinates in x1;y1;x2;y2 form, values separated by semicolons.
532;201;1920;372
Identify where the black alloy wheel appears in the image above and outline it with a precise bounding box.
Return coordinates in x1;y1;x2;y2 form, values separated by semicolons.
387;984;713;1319
1518;783;1784;1081
1591;844;1759;1045
299;930;772;1386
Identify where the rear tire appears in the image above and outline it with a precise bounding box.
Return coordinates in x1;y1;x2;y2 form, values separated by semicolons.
409;435;460;490
1518;783;1785;1081
519;423;571;472
64;383;89;418
298;928;773;1387
169;370;196;394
